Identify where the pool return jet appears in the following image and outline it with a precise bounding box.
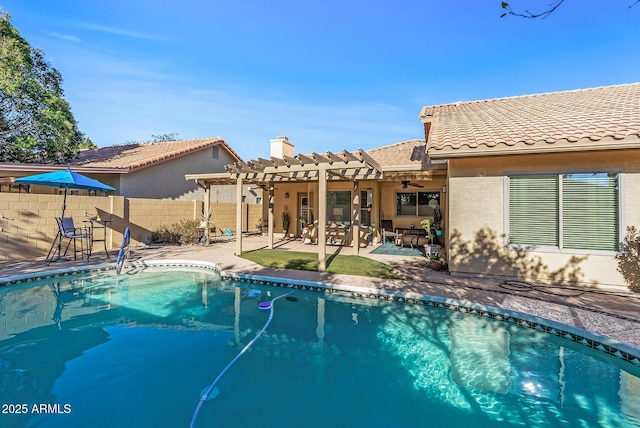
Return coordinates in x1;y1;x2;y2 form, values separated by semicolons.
189;290;295;428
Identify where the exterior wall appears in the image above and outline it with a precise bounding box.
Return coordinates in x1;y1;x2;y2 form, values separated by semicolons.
0;193;261;261
0;146;260;202
378;176;447;231
259;175;446;245
447;149;640;288
118;146;236;200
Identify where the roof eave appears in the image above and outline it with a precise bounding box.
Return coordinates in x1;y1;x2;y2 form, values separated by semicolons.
427;136;640;159
0;163;129;174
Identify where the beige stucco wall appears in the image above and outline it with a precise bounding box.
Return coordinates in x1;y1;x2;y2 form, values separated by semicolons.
118;146;237;200
0;193;262;260
258;174;447;246
447;149;640;288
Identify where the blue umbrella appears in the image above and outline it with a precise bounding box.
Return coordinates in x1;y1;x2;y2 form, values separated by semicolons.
16;168;116;217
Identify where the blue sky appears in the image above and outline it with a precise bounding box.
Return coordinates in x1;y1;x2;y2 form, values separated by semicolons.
1;1;639;160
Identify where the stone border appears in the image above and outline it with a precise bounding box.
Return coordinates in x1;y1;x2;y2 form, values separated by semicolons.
2;259;639;367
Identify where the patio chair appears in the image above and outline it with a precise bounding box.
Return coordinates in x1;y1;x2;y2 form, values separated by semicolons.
380;220;401;245
222;228;235;242
55;217;91;261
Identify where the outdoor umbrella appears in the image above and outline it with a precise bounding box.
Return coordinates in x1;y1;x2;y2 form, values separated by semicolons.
15;168;116;217
16;169;116;263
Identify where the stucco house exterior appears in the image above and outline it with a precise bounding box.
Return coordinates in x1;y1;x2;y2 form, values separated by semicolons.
0;137;259;203
186;136;448;270
420;82;640;288
192;83;639;289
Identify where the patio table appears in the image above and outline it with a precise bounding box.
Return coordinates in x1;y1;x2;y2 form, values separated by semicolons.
83;219;112;258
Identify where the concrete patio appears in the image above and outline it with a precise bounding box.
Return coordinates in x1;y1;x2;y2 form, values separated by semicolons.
2;235;640;353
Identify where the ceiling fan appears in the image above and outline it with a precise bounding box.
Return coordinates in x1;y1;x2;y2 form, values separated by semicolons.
401;180;424;189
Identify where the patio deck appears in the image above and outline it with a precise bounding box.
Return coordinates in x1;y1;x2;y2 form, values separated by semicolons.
2;235;640;351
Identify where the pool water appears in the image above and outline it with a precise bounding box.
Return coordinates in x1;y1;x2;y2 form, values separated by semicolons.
1;268;640;427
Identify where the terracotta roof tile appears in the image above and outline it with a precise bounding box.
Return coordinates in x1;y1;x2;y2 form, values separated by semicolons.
364;139;428;169
70;137;241;171
420;83;640;155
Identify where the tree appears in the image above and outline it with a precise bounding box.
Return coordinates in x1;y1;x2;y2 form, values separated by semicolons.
500;0;639;19
0;11;83;163
150;132;179;142
78;136;97;149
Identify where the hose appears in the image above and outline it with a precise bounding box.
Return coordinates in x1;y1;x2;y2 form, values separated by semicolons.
189;290;294;428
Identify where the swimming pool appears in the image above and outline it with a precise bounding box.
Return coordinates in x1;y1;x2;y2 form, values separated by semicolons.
1;266;640;427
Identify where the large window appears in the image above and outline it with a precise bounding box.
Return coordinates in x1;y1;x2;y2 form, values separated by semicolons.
327;191;351;225
396;191;440;216
509;173;619;252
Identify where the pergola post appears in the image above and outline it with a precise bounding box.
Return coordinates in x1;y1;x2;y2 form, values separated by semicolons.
268;184;274;249
204;185;211;218
352;180;360;255
235;176;243;255
318;165;327;272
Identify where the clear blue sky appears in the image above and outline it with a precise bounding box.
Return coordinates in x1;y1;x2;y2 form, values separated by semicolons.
2;0;639;160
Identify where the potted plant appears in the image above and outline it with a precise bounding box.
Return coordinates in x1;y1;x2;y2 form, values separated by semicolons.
421;218;435;250
429;251;445;271
199;208;212;228
432;206;443;236
282;211;290;235
366;223;376;245
420;218;432;234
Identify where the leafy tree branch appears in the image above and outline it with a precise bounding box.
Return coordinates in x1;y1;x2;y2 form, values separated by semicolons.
500;1;639;19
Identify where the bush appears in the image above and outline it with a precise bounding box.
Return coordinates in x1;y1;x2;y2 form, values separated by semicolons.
150;219;200;246
616;226;640;292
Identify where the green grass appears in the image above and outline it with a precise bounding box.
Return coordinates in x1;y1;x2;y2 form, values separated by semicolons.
239;249;405;279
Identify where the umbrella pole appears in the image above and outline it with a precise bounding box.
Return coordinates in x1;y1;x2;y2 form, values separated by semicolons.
56;189;68;261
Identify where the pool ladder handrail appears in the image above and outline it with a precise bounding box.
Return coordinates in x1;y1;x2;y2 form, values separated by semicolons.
116;227;130;274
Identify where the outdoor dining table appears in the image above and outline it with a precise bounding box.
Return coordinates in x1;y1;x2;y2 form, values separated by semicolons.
83;219;112;258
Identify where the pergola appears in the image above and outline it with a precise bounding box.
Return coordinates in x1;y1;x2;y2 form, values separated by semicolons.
186;148;384;271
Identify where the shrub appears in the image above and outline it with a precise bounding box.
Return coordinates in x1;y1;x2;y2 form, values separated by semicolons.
150;219;200;246
616;226;640;292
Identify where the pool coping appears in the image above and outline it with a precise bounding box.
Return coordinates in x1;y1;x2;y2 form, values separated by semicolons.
2;259;640;367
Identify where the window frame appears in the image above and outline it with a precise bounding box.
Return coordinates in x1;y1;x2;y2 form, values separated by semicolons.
395;190;441;217
505;171;623;255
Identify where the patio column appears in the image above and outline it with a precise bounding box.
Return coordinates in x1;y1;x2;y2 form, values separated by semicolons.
318;165;327;272
352;180;360;255
268;184;274;249
203;184;211;220
235;176;243;255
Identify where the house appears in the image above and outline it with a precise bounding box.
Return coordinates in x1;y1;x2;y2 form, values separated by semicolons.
0;137;259;203
186;136;447;269
420;82;640;288
191;83;640;289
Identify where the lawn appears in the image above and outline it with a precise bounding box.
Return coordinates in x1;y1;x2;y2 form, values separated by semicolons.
239;249;405;279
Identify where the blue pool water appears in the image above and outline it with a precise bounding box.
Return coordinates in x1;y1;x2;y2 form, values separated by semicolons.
1;267;640;427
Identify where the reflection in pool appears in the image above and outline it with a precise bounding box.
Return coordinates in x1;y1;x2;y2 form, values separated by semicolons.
1;268;639;427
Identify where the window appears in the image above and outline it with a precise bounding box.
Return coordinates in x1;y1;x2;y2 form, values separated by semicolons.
360;190;372;227
211;146;219;159
327;191;351;225
396;192;440;216
508;173;619;252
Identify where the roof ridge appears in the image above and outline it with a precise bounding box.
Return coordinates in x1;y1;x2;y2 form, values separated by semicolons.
420;82;640;118
71;137;239;170
366;139;425;153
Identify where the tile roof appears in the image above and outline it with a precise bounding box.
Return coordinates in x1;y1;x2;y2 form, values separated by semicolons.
70;137;241;171
420;82;640;157
365;139;430;169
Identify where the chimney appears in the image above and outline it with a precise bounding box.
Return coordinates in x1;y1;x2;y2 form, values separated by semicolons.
270;136;294;159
